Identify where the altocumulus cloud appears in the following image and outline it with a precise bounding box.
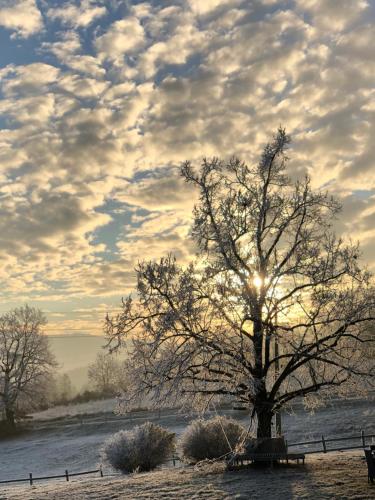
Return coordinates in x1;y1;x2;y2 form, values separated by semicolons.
0;0;374;331
47;0;107;28
0;0;43;38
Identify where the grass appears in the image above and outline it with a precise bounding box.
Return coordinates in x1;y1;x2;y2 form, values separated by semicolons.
1;451;374;499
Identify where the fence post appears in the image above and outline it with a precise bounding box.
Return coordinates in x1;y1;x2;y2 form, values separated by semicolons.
322;435;327;453
99;465;103;477
29;473;33;486
65;470;69;481
361;429;365;448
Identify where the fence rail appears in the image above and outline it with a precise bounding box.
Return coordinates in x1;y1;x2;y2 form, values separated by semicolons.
287;430;375;455
1;431;373;486
0;466;103;486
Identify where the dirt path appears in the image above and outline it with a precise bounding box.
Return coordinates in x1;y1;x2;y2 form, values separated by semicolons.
1;451;374;500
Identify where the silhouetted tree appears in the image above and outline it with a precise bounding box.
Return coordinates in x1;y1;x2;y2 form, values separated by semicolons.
106;129;375;438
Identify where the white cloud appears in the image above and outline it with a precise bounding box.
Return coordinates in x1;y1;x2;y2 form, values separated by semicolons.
0;0;375;313
47;0;107;28
117;210;195;266
0;0;43;38
0;63;60;98
42;31;106;79
138;16;207;78
42;31;81;60
115;170;198;212
57;74;109;99
296;0;368;32
95;17;146;62
188;0;234;15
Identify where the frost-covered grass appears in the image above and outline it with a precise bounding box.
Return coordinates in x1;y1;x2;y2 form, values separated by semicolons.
31;398;117;420
0;397;374;483
2;451;374;499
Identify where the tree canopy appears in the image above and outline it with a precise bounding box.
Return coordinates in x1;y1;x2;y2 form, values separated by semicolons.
106;128;375;437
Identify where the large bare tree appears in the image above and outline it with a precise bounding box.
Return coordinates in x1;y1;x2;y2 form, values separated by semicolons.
106;129;375;438
0;305;55;428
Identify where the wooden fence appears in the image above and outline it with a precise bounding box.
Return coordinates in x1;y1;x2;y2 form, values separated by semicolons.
287;430;375;454
0;466;103;486
1;431;373;486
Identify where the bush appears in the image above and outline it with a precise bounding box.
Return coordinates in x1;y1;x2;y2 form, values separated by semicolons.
179;416;245;463
101;422;175;473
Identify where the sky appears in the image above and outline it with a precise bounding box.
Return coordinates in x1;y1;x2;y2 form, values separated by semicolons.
0;0;374;340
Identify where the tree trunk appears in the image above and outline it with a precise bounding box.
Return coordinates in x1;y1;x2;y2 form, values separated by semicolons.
2;375;16;428
5;407;15;428
254;395;273;438
256;409;273;438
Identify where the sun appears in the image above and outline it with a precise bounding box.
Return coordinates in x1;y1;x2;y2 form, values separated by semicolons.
253;275;263;289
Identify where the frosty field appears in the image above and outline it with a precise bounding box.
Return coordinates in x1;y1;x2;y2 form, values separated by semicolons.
0;396;374;499
1;397;374;478
1;452;374;500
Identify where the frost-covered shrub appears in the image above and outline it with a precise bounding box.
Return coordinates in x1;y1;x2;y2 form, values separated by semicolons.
101;422;175;473
179;416;245;463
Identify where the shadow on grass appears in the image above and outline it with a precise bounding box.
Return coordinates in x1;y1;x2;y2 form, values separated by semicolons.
0;422;29;441
217;455;372;500
217;461;311;499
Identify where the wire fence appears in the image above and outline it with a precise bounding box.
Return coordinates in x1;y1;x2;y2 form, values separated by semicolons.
0;466;103;486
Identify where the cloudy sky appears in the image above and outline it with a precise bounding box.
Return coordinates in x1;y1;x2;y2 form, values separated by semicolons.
0;0;374;338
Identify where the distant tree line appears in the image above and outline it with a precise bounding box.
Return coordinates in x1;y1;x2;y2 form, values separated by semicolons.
50;352;127;406
0;305;127;436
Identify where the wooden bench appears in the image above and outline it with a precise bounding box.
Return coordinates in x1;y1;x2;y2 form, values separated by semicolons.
227;437;305;469
227;451;305;468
